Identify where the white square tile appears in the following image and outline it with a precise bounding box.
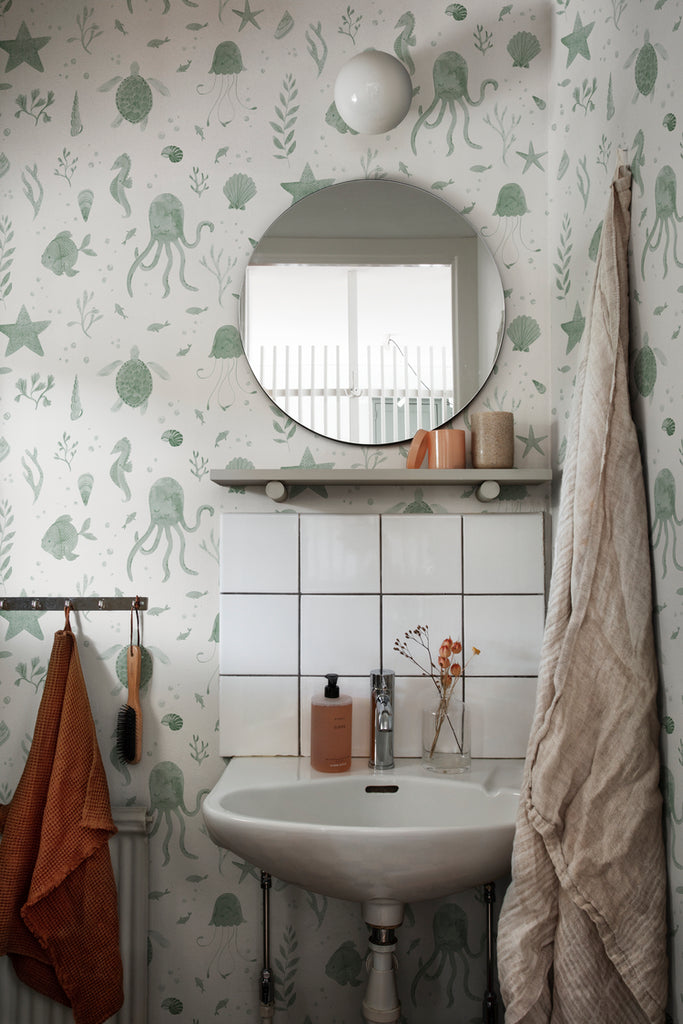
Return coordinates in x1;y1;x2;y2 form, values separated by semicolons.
381;514;462;593
300;514;380;593
467;677;537;758
300;676;370;757
220;594;299;674
220;513;299;593
463;513;545;594
219;676;299;755
393;676;435;757
300;595;380;674
382;595;463;673
464;595;545;676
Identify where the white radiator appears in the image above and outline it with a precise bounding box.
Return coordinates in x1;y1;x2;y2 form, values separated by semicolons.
0;806;149;1024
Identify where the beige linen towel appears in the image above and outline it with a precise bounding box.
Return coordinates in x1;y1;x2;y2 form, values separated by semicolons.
497;163;667;1023
0;623;124;1024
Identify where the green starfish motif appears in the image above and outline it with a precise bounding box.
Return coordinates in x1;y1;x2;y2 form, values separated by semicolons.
516;141;546;173
232;0;263;31
0;21;50;73
0;605;46;641
561;14;594;66
561;301;585;354
516;425;548;457
0;305;50;356
282;446;334;498
281;163;335;203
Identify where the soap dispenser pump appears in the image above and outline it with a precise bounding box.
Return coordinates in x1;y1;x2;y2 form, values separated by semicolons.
310;673;352;773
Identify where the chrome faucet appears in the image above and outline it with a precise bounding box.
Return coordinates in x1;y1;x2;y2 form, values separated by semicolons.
369;670;395;770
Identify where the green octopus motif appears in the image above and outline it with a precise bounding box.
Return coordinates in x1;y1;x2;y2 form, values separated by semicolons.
410;903;483;1008
411;52;497;154
147;760;209;866
651;468;683;577
126;476;213;581
640;166;683;279
127;194;214;298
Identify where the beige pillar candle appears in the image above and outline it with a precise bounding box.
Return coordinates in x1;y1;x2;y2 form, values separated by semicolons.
470;411;514;469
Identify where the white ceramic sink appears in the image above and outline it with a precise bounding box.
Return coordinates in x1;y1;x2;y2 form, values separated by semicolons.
202;757;522;906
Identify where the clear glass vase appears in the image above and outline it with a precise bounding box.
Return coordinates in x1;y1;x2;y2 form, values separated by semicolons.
422;698;471;774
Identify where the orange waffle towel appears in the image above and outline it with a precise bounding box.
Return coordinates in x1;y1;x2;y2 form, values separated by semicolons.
0;624;124;1024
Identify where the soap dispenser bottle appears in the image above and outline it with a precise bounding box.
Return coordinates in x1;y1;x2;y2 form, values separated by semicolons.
310;673;352;773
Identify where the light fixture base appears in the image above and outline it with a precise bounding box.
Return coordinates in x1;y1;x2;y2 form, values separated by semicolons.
334;50;412;135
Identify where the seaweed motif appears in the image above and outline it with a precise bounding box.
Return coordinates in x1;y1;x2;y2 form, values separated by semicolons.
272;73;298;161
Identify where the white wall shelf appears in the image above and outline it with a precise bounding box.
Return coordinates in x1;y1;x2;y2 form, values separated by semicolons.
211;468;552;503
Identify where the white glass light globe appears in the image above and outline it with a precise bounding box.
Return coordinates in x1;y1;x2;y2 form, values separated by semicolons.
334;50;412;134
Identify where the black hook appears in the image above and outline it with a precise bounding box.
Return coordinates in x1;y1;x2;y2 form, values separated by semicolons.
130;598;141;651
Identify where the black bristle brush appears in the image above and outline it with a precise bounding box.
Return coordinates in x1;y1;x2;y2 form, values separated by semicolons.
117;603;143;764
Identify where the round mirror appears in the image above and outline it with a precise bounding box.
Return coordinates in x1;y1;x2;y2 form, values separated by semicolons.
243;179;505;445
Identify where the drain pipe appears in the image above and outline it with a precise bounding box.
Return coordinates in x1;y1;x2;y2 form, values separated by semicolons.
259;871;275;1021
482;882;498;1024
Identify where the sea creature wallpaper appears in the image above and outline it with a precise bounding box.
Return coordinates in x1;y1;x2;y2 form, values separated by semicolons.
0;0;681;1021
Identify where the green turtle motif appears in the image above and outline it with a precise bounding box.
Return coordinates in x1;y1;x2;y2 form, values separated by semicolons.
99;62;170;128
98;346;170;412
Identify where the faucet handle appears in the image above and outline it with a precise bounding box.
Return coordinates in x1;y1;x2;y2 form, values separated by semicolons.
371;669;395;695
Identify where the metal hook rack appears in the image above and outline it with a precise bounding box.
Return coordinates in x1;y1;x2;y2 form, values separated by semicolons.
0;596;148;611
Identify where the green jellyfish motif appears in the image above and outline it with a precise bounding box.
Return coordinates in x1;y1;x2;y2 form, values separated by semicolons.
482;183;539;268
126;476;214;581
411;51;497;154
127;194;214;298
198;324;254;410
197;41;254;126
410;902;483;1007
197;893;251;977
147;760;209;866
640;166;683;279
98;62;170;128
651;468;683;577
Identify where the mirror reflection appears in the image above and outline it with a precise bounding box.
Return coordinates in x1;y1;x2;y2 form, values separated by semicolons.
243;179;505;445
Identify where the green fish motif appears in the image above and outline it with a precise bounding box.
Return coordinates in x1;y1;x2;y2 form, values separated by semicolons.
41;515;95;560
325;940;363;987
41;232;95;276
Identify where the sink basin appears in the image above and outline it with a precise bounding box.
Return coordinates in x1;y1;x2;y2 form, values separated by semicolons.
202;757;522;905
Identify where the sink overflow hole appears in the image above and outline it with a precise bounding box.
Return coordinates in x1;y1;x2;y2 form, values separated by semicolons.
365;785;399;794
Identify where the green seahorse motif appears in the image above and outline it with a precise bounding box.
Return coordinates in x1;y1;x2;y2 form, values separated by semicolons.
110;437;133;501
110;153;133;217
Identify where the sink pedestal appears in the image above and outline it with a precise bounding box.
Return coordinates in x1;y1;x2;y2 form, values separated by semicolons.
361;900;403;1024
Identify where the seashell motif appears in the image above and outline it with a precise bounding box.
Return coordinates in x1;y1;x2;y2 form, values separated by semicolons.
78;473;94;505
275;10;294;38
507;30;541;68
0;153;10;178
161;428;184;447
663;112;676;131
662;417;676;436
161;713;184;731
161;145;183;163
506;314;541;352
223;172;257;210
226;456;254;469
445;3;468;20
78;188;94;221
0;437;10;462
